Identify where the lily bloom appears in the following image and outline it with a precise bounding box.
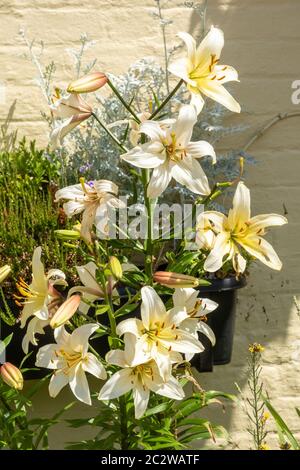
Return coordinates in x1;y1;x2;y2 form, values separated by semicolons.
121;104;216;198
36;323;106;405
15;247;67;353
55;179;125;243
197;182;288;274
172;288;218;361
116;286;204;380
98;333;184;419
67;72;107;94
168;27;240;114
50;92;92;149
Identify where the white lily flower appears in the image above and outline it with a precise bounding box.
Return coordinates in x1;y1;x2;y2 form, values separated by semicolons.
55;179;125;243
98;333;184;419
36;323;107;405
172;288;218;361
49;92;93;149
168;27;240;114
197;182;288;274
67;261;138;315
121;104;216;198
116;286;204;380
15;247;67;353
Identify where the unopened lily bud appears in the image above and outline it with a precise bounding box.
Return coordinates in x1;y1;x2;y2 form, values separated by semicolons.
67;72;108;94
72;222;81;233
0;362;23;390
0;265;11;284
109;256;123;280
50;294;81;329
154;271;200;288
55;230;81;240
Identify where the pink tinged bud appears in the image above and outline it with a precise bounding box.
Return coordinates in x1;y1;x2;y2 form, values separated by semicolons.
67;72;108;94
50;294;81;329
1;362;24;390
153;271;200;288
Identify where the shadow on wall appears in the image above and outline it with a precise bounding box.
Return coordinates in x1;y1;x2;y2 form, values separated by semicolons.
12;0;300;449
187;0;300;448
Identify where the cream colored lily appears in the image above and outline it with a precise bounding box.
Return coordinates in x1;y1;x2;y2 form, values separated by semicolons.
55;179;125;243
15;247;67;353
172;288;218;361
168;26;240;114
197;182;288;273
36;323;107;405
98;333;184;419
121;104;216;198
50;92;92;149
116;286;204;380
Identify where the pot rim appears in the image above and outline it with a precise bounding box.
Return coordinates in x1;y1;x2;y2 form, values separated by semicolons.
198;275;247;293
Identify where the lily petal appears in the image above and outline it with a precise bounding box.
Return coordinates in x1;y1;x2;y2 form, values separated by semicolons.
69;363;92;405
98;368;134;400
141;286;167;329
171;157;210;195
82;352;107;380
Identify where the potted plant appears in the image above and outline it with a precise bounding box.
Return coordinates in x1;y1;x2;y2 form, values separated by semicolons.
0;14;287;450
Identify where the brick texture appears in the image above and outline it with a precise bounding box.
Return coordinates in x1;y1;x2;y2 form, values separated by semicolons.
2;0;300;449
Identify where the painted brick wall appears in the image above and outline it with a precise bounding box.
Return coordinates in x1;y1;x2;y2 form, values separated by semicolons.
1;0;300;449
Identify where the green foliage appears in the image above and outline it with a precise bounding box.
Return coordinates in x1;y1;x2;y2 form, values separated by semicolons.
263;397;300;450
0;139;79;290
0;137;61;192
0;374;75;449
66;389;235;450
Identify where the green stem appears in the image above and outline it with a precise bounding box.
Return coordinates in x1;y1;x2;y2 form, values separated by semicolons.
119;395;129;450
107;78;141;123
150;79;183;120
92;112;128;153
141;168;154;282
157;0;170;94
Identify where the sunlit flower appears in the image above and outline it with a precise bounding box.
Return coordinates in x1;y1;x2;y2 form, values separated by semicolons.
116;286;204;380
172;288;218;360
36;323;106;405
50;92;92;149
98;333;184;419
50;294;81;329
121;104;216;198
0;362;23;390
67;72;107;94
168;27;240;114
248;343;265;354
197;182;287;274
55;179;125;243
15;247;67;353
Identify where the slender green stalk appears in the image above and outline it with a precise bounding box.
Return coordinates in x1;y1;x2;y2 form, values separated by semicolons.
119;395;129;450
92;112;128;153
156;0;170;93
150;79;183;120
141;167;154;281
107;78;141;123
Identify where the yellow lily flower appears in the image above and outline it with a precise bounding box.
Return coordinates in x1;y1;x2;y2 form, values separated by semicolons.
168;26;240;114
197;182;287;274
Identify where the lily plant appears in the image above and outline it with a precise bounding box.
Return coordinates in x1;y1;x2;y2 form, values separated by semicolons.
0;20;287;451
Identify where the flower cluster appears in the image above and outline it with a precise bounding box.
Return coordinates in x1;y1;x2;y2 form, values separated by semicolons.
11;24;287;422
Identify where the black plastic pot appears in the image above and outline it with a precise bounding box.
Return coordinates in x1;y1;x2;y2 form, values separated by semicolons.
191;276;247;372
